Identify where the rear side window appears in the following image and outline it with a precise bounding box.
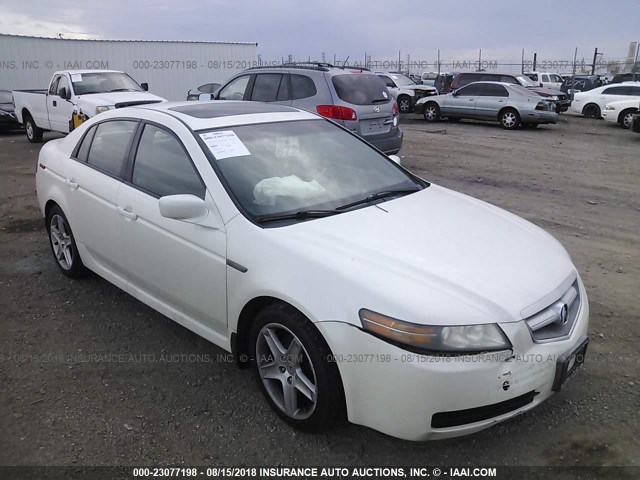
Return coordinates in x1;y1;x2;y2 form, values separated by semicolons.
626;87;640;96
251;74;285;102
132;124;205;199
331;74;390;105
86;121;137;178
602;86;626;95
482;84;508;97
291;74;317;100
75;126;96;162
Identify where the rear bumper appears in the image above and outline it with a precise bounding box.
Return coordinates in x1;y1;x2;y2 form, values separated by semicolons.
521;110;558;125
366;127;403;155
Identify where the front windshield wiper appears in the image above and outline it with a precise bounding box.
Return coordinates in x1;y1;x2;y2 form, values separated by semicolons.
336;188;420;211
108;88;139;92
255;209;341;223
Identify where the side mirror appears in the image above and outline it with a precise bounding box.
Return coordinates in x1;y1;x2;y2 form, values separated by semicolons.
539;83;543;87
198;93;213;101
451;90;458;96
388;154;401;165
140;83;149;91
59;87;70;100
159;194;208;222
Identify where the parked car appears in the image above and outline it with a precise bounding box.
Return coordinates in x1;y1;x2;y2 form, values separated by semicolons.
35;100;589;441
434;72;457;94
448;72;570;113
524;72;564;90
13;70;165;142
570;82;640;118
416;81;558;129
375;72;438;113
559;75;601;97
187;83;221;101
421;72;439;86
0;90;20;132
610;72;639;84
601;99;639;128
205;65;402;154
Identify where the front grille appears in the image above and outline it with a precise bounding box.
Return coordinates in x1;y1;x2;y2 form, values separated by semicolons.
526;280;580;342
431;391;537;428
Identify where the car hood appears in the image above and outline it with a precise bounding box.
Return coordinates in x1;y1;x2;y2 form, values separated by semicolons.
76;91;165;110
272;185;575;325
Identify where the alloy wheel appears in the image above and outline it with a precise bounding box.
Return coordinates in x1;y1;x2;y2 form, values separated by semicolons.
26;121;34;140
256;323;318;420
425;106;438;120
623;113;634;128
502;112;517;128
50;214;73;270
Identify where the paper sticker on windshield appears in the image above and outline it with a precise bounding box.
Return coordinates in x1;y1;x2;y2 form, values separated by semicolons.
276;137;299;157
199;131;250;159
70;74;82;83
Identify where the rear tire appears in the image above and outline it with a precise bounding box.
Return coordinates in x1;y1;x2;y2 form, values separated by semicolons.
24;114;43;143
499;109;520;130
46;205;89;278
423;103;441;122
619;108;637;129
582;103;601;119
249;303;345;431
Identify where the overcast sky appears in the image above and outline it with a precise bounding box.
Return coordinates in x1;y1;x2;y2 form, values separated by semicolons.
1;0;639;63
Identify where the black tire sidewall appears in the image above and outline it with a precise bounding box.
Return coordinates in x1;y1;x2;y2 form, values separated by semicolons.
25;115;43;143
249;303;344;431
423;103;440;121
398;96;412;114
46;205;87;278
500;109;520;129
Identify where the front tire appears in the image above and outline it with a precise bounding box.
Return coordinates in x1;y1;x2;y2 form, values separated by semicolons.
250;303;344;431
46;205;88;278
397;95;412;114
423;103;441;122
619;109;637;129
500;109;520;130
24;114;43;143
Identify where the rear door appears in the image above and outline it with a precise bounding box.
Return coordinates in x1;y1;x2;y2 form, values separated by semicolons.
248;73;291;106
63;119;139;288
474;84;508;119
289;73;321;112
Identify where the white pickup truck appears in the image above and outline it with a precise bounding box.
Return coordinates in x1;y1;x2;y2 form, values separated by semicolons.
13;70;165;142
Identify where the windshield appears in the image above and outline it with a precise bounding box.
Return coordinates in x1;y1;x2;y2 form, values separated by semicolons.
390;74;416;86
71;72;143;95
198;120;422;222
0;91;12;103
516;75;538;87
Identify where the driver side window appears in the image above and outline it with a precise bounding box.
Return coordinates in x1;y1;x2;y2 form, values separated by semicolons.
218;75;250;100
56;76;71;97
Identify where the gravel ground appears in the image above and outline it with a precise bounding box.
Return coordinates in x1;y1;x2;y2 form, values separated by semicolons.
0;113;638;474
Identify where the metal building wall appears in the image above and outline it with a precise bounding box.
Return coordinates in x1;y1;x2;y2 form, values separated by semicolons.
0;34;257;100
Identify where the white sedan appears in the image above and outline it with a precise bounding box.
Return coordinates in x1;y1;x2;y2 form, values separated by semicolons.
570;81;640;118
36;101;589;441
601;99;640;128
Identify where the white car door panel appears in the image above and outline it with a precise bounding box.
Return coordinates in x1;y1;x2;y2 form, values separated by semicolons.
115;123;228;333
48;75;74;133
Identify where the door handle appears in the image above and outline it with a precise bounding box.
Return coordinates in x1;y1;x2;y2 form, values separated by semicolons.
53;100;57;107
468;99;474;101
64;179;78;189
116;206;138;220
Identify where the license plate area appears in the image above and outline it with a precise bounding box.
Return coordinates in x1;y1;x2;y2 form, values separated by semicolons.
552;337;588;392
362;118;390;135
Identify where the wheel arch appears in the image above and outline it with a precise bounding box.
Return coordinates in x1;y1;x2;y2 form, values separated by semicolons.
582;102;600;116
618;107;638;125
497;106;519;121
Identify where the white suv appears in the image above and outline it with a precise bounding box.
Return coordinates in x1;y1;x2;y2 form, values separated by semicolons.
376;72;438;113
525;72;563;90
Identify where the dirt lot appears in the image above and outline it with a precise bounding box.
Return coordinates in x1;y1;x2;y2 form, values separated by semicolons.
0;114;638;473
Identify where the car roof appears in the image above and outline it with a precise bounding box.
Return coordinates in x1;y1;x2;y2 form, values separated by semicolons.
131;100;318;130
57;69;122;75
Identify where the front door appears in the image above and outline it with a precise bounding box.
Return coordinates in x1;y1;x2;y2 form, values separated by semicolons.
47;74;75;133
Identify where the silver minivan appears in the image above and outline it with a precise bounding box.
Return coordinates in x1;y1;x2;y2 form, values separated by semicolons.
207;64;403;154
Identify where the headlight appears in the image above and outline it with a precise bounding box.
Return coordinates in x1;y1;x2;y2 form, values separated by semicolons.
550;96;559;101
604;105;616;111
95;105;115;115
359;309;512;354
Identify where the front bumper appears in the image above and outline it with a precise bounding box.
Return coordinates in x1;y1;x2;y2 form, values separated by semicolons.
601;110;618;124
316;280;589;441
555;100;571;113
